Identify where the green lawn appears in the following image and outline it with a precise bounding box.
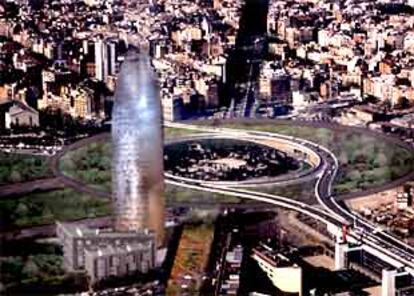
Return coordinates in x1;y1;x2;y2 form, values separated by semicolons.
164;127;203;138
0;152;52;185
0;189;111;229
1;255;65;286
60;141;112;191
0;240;88;294
219;122;414;195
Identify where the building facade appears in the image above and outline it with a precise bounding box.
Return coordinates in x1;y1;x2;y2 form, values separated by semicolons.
112;51;165;245
259;63;292;104
56;222;155;277
252;245;303;296
84;242;155;283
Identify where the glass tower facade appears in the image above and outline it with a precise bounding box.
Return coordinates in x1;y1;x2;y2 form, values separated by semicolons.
112;51;165;245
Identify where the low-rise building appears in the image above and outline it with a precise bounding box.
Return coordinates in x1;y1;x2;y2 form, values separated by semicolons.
252;244;303;296
194;76;220;108
39;80;103;120
56;222;156;283
396;186;413;210
84;242;154;283
259;63;291;104
396;192;411;210
0;100;39;129
162;95;184;121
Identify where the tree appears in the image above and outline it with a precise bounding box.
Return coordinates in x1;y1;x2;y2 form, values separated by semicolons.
9;170;22;183
15;202;29;217
22;258;39;278
395;96;410;109
376;153;389;167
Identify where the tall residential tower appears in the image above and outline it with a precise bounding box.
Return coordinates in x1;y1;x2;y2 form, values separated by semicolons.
111;50;165;245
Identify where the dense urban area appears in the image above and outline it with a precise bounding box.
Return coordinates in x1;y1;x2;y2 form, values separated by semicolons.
1;0;414;295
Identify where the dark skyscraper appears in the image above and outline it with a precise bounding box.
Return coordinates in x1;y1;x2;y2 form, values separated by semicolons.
111;50;165;245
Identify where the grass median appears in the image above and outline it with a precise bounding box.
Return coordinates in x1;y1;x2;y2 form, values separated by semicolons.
0;188;111;229
0;152;52;186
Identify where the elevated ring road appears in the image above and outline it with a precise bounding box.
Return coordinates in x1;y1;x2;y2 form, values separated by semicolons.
165;122;414;275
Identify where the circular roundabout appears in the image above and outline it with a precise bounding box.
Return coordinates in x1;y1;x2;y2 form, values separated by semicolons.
164;134;322;187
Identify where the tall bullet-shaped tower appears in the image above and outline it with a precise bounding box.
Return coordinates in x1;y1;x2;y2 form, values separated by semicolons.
112;50;165;245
